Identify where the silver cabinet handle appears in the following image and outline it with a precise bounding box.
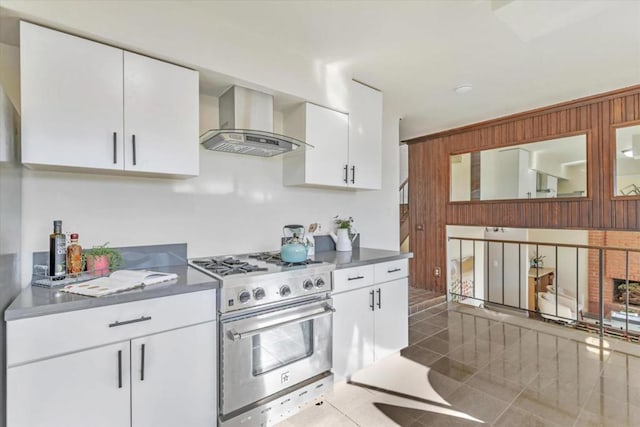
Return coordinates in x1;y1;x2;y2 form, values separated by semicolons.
140;344;145;381
376;288;382;309
387;268;401;273
348;275;365;281
117;350;122;389
113;132;117;164
343;165;348;183
351;165;355;184
229;305;335;341
109;316;152;328
132;134;137;166
369;290;375;311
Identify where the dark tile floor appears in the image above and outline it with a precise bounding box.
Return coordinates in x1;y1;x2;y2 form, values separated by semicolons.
403;304;640;426
408;286;446;315
283;302;640;427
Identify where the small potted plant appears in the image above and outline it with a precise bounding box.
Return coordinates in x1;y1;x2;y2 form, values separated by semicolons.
83;243;123;275
334;216;354;230
530;254;545;268
331;216;357;252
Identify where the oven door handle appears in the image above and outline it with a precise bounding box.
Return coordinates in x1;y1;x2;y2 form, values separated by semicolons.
229;304;336;341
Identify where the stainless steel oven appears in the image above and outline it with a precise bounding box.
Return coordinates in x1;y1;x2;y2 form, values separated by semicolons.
220;296;333;419
189;253;335;427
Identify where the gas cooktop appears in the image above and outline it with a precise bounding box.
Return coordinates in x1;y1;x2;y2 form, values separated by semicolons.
188;253;335;313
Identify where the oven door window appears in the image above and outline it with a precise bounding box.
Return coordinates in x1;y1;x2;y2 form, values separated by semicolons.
252;319;314;376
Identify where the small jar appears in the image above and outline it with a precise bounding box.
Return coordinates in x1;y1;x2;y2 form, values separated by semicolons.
66;233;83;275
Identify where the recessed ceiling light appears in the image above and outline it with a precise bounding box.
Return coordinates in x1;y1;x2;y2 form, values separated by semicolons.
622;148;633;158
455;84;473;94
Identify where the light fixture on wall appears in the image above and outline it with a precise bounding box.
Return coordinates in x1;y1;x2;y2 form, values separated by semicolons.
623;135;640;159
454;84;473;94
485;227;505;233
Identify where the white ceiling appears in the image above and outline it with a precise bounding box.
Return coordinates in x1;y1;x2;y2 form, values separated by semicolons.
1;0;639;141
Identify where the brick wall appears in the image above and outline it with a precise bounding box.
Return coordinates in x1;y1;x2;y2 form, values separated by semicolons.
588;231;640;313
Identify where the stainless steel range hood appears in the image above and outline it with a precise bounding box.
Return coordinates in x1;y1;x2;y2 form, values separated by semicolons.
200;86;310;157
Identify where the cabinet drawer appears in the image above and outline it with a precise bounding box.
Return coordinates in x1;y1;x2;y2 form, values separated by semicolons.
374;259;409;283
333;265;374;293
7;290;216;366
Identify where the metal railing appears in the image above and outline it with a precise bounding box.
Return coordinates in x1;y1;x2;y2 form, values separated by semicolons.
448;236;640;341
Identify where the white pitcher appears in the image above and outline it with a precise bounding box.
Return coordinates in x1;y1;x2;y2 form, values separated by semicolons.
330;228;358;252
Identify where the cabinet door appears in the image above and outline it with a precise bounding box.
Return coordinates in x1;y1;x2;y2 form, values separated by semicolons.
304;103;349;187
7;341;130;427
374;278;408;361
20;22;124;170
332;286;375;379
348;81;382;190
131;322;217;427
124;52;199;176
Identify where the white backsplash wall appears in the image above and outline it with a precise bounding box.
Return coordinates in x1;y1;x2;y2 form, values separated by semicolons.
20;95;400;284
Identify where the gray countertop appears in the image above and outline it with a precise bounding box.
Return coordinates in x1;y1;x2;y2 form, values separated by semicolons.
5;247;411;321
5;265;219;321
312;247;413;269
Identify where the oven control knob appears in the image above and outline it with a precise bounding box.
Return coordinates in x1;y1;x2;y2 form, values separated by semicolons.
279;285;291;297
239;290;251;304
303;279;314;291
315;278;326;288
253;287;266;300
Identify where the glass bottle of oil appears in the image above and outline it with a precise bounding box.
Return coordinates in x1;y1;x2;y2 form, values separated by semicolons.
49;220;66;277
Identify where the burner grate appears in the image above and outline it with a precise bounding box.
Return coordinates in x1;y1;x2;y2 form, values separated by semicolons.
249;252;321;267
192;258;269;276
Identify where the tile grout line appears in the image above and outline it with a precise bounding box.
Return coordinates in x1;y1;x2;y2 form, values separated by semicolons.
325;400;362;427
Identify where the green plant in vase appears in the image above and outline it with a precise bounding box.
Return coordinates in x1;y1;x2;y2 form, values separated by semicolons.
530;254;545;268
334;216;354;230
83;243;123;276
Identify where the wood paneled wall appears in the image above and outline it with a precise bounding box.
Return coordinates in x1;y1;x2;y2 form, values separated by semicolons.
406;85;640;293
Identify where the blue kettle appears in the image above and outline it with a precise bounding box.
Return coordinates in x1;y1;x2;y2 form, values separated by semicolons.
281;225;308;263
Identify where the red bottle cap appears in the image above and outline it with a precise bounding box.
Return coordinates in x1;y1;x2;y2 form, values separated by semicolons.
70;233;79;240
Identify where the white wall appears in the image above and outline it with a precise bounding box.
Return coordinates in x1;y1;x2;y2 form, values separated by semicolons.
399;143;408;183
481;149;521;200
485;227;528;309
19;95;400;283
0;43;20;112
557;163;586;196
450;153;470;201
531;151;567;179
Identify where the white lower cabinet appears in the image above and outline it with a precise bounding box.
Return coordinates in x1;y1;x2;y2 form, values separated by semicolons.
131;322;217;427
7;290;216;427
332;286;376;377
332;264;408;379
7;342;131;427
373;279;409;361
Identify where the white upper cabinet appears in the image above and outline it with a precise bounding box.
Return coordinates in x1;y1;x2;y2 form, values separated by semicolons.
20;22;199;177
348;80;382;190
283;80;382;190
20;21;125;171
123;52;199;176
283;102;349;188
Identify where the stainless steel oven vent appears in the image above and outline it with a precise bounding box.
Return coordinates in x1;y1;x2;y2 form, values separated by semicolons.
200;86;311;157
